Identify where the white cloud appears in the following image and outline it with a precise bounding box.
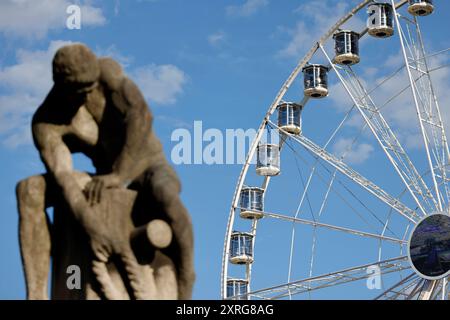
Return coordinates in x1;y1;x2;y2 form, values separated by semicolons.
101;47;189;106
226;0;268;17
0;0;106;39
95;44;133;68
426;55;450;148
0;40;73;147
132;64;188;106
333;138;374;165
368;51;450;150
278;1;364;58
208;31;227;47
0;42;189;147
327;47;450;153
156;115;192;130
328;63;422;149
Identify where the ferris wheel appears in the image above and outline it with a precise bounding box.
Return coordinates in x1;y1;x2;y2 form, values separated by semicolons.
221;0;450;300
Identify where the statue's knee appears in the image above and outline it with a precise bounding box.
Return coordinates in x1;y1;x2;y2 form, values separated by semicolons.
16;176;46;212
185;268;196;283
153;178;180;205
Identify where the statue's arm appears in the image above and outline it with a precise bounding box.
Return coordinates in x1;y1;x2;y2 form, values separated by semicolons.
32;122;90;224
110;77;155;185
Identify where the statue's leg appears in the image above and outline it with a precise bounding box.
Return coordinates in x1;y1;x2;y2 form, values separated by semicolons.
163;196;195;299
152;251;178;299
141;163;195;300
16;174;54;300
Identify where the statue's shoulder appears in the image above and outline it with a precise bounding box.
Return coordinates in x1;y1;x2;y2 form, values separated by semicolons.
32;88;57;125
31;88;69;139
98;57;126;92
99;57;150;113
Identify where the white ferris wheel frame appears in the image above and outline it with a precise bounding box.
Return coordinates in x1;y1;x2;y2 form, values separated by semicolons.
221;0;450;300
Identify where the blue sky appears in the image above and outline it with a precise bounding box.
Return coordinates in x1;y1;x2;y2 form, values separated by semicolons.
0;0;449;300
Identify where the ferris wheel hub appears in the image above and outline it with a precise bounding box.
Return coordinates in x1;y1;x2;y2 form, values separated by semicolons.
408;213;450;280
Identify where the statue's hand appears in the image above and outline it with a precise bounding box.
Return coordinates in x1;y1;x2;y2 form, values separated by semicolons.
82;204;116;263
83;174;121;206
89;228;113;263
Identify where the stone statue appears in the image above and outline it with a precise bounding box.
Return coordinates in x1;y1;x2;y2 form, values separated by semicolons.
15;44;195;300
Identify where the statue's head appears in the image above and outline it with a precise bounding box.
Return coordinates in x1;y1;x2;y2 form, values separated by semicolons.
52;44;100;101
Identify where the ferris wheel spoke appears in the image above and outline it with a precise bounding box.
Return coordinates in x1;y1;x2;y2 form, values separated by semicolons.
416;279;439;300
375;273;422;300
283;136;407;238
307;168;338;281
391;2;450;211
270;122;419;223
441;278;449;300
320;45;438;216
246;256;409;300
412;22;450;207
404;279;447;300
377;62;443;111
248;208;407;244
405;279;428;300
429;63;450;73
352;49;449;117
428;279;448;300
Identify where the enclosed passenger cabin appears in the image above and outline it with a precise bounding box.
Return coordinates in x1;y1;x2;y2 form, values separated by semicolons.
277;102;302;135
302;64;329;98
333;30;360;65
226;279;248;300
240;186;264;219
229;232;254;265
256;144;280;176
367;3;394;38
408;0;434;16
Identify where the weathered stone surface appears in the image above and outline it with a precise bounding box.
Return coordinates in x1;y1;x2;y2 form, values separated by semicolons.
16;43;194;300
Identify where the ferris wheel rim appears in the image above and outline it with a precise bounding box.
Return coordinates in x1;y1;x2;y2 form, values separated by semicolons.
219;0;448;300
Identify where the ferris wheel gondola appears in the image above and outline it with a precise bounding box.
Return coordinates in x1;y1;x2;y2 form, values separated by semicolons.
408;0;434;16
